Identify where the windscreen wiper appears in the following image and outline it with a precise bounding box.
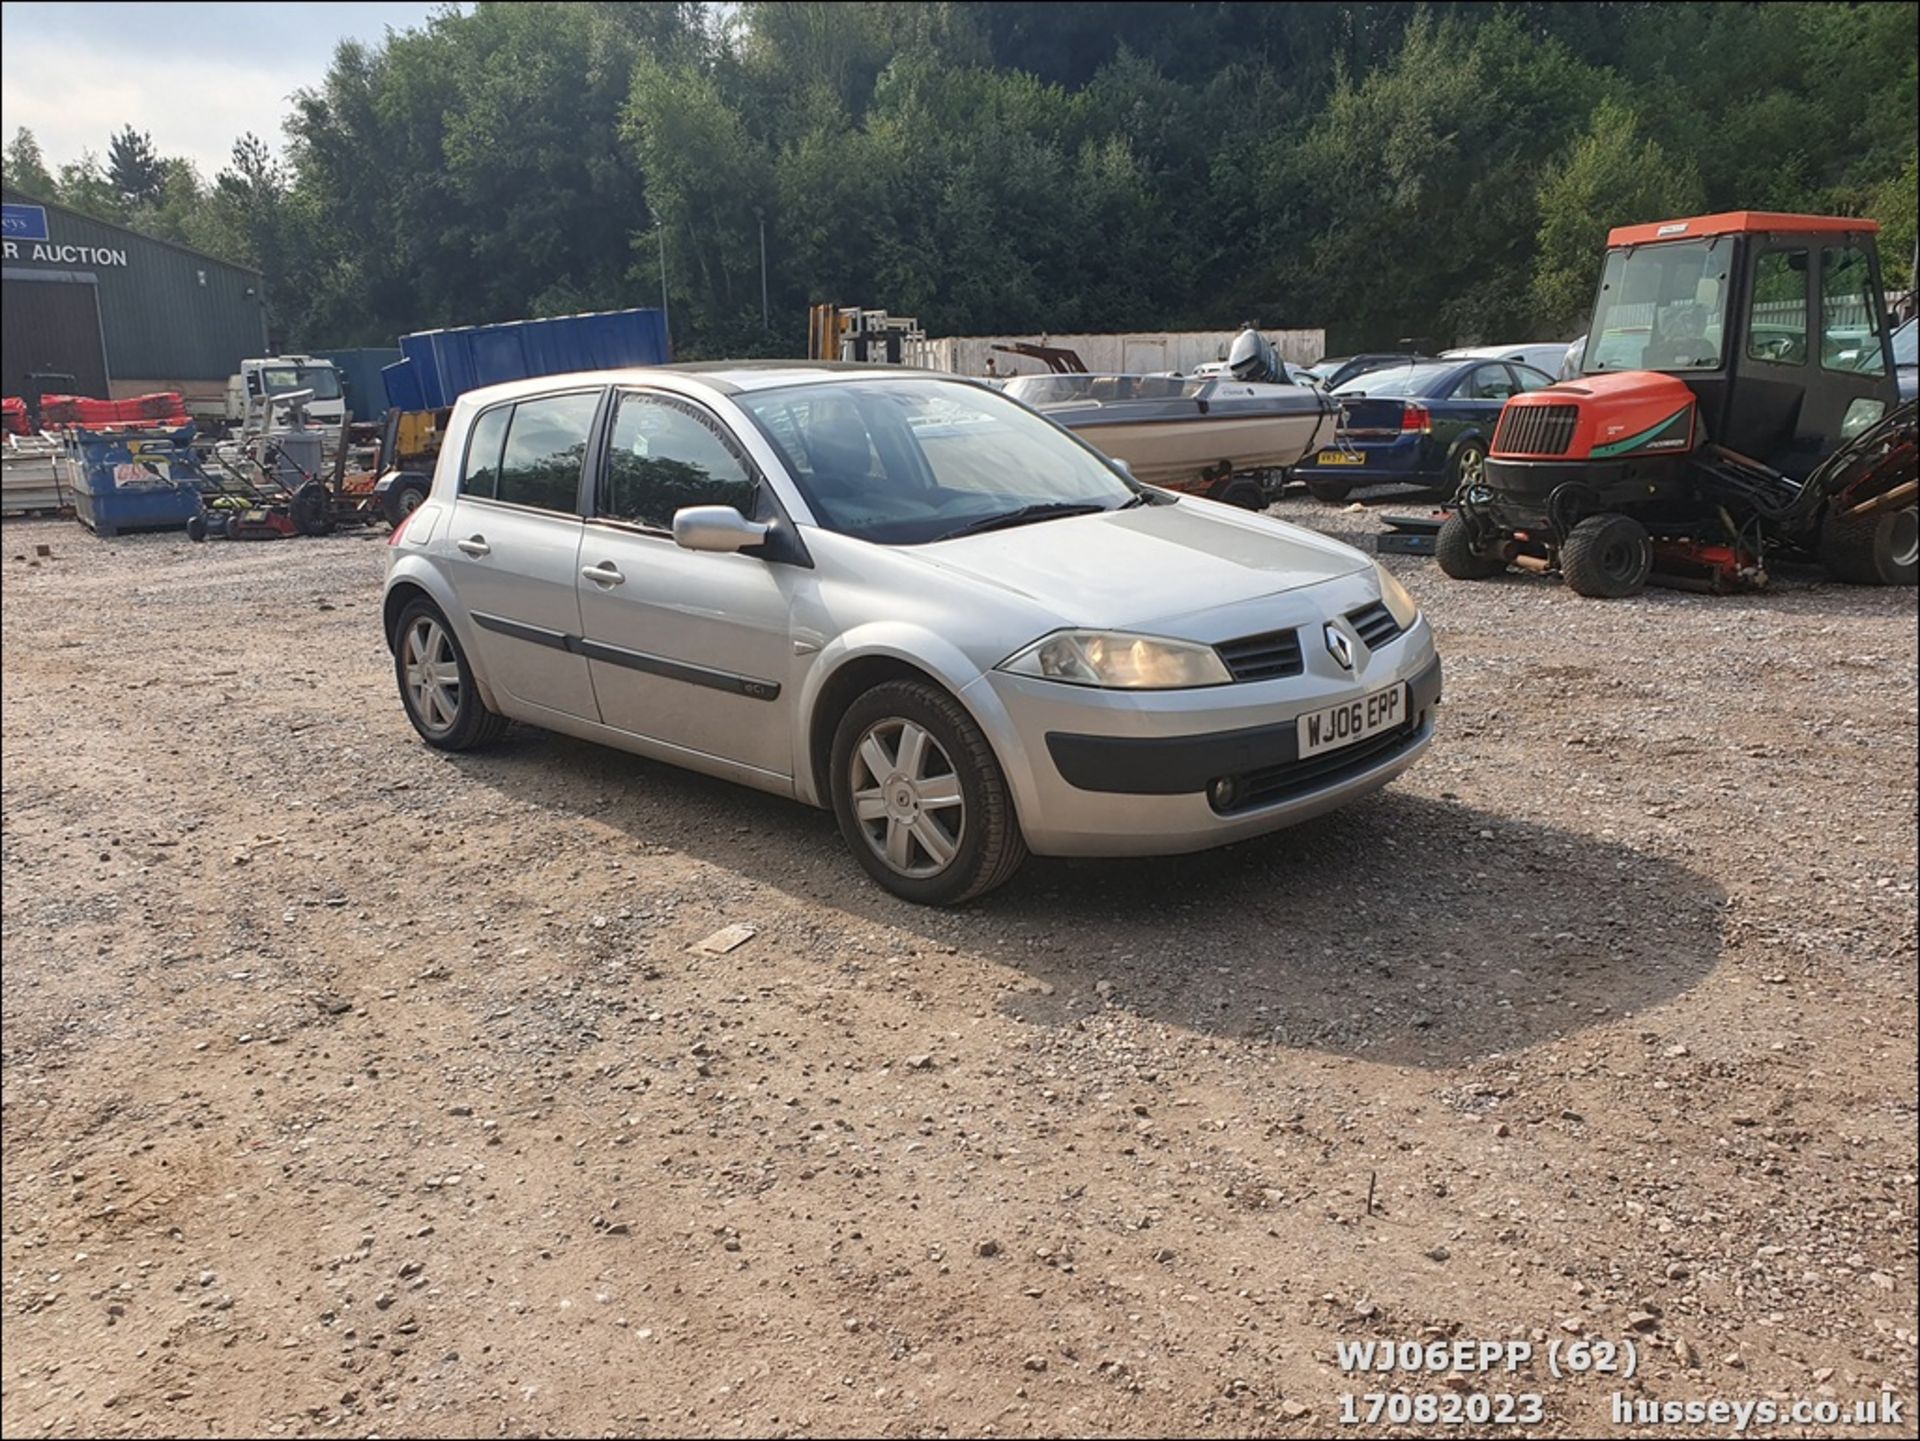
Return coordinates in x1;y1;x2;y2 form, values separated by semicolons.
935;501;1113;541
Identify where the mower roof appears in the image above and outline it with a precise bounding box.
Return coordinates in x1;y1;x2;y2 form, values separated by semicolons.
1607;211;1880;248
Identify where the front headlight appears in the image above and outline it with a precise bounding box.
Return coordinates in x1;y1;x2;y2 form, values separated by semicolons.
1374;561;1421;630
999;630;1232;689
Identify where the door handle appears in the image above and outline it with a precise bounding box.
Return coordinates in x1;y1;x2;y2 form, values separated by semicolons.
455;535;491;557
581;562;625;586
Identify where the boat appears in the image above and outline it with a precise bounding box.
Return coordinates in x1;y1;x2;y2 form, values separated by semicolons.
1001;371;1339;501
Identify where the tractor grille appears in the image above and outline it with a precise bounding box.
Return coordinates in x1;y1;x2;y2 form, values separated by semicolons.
1346;601;1402;650
1493;403;1579;456
1215;628;1303;682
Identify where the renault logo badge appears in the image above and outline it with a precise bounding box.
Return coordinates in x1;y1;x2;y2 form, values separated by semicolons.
1325;623;1355;670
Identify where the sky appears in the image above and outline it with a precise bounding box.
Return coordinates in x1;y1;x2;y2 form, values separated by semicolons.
1;2;455;180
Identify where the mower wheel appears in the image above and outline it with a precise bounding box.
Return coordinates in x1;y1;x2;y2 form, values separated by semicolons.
393;598;508;751
1820;504;1918;586
1435;512;1507;580
186;514;208;543
291;481;336;537
1561;512;1652;598
1306;480;1352;504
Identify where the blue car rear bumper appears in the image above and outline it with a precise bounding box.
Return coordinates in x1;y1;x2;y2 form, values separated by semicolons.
1293;433;1439;484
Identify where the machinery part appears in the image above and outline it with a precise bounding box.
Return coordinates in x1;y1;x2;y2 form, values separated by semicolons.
1227;327;1279;383
185;514;208;543
1561;512;1653;598
290;480;336;537
1435;512;1508;579
1820;504;1918;586
1650;541;1767;593
393;600;509;750
1306;480;1352;504
828;678;1026;905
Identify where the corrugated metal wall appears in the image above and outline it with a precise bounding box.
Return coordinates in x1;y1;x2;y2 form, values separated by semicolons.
927;329;1327;378
2;189;268;390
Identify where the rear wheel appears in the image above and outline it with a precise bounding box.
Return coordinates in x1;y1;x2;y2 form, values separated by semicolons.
1447;441;1487;493
830;679;1026;905
1820;504;1918;586
1435;512;1507;580
393;599;508;750
1560;512;1652;598
1306;480;1352;503
381;476;430;528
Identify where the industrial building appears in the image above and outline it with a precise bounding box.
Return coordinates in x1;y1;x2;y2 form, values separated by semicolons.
2;187;268;406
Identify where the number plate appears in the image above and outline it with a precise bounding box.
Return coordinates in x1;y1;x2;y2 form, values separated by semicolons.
1316;449;1364;465
1297;684;1407;758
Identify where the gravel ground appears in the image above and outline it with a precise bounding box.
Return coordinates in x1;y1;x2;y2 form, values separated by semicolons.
2;496;1916;1439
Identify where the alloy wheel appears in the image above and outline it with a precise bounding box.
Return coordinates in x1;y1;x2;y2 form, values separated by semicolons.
1457;448;1485;486
849;717;966;878
403;616;462;734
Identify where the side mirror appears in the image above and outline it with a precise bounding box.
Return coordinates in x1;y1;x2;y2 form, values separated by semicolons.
1112;458;1136;481
672;504;771;553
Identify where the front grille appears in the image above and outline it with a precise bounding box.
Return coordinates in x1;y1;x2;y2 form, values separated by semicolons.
1492;403;1579;456
1217;717;1421;813
1346;600;1402;650
1215;628;1302;682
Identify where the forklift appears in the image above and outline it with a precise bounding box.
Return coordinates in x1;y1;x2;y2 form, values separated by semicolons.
1439;212;1916;596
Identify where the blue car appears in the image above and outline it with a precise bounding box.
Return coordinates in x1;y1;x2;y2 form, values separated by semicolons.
1293;357;1558;502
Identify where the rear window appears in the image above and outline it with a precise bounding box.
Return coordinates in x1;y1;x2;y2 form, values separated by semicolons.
1331;363;1454;395
459;405;511;498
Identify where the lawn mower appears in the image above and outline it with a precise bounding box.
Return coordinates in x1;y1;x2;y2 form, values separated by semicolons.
1439;212;1916;596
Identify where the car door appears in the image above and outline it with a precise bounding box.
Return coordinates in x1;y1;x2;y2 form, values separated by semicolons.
443;388;605;722
574;388;801;782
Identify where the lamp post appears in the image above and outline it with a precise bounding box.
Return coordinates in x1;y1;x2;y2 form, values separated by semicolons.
656;224;671;355
755;206;769;331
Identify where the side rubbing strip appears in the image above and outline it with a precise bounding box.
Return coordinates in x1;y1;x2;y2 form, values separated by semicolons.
577;638;781;701
468;611;779;702
470;611;570;651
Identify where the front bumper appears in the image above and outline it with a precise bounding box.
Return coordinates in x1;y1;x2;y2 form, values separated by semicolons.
970;609;1441;858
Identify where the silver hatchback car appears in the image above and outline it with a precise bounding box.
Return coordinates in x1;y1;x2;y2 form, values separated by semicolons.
382;363;1441;903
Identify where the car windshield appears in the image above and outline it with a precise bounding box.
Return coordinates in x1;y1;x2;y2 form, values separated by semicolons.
1585;237;1730;373
1331;363;1454;395
738;377;1138;545
1893;318;1917;367
260;365;343;401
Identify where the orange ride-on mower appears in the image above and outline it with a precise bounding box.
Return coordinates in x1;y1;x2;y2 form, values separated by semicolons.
1439;212;1916;597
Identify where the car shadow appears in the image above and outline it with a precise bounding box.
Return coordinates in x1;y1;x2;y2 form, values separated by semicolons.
442;733;1725;1070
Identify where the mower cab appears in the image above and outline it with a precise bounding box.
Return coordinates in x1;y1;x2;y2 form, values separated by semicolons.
1447;212;1914;595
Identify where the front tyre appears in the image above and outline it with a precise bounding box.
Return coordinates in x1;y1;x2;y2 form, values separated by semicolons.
1821;504;1918;586
1435;512;1508;579
393;599;508;751
1306;480;1352;504
830;679;1026;905
1560;512;1653;598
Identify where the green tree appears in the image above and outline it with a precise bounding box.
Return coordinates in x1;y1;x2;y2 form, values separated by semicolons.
1531;99;1706;331
106;125;165;205
3;128;55;195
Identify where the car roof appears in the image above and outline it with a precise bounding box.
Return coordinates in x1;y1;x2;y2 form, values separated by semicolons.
456;360;957;407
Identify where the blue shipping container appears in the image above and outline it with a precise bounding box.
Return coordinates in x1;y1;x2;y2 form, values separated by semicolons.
381;309;670;411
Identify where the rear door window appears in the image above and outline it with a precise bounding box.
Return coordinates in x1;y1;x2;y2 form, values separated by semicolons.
1748;249;1809;365
1820;245;1886;374
1511;365;1556;391
459;405;511;499
1461;364;1516;401
494;392;601;512
602;392;759;531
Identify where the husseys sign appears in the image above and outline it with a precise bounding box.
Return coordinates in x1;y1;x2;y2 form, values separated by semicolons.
1;203;129;268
